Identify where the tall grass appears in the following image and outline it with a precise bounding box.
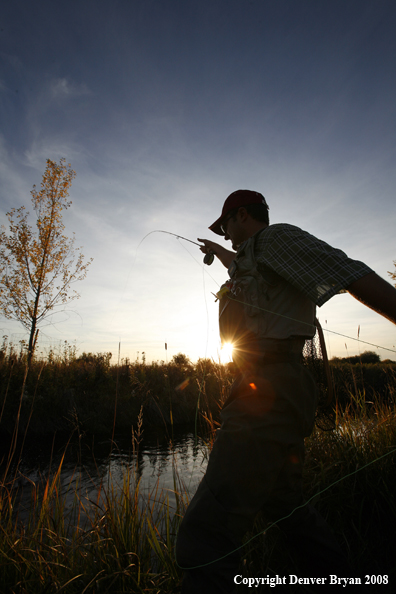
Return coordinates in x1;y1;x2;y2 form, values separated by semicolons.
0;413;187;593
0;466;186;593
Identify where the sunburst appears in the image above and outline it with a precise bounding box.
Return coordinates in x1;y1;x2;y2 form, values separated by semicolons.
220;342;234;363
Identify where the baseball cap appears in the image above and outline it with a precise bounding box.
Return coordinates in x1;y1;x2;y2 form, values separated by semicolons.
209;189;268;236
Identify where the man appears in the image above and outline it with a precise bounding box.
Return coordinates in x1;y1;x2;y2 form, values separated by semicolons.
176;190;396;593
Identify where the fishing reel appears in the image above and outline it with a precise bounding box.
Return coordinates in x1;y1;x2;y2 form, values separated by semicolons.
203;250;215;266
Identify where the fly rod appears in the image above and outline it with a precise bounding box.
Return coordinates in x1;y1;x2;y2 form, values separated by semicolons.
151;230;215;265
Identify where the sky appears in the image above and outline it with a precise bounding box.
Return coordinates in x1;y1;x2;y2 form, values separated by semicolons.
1;0;396;364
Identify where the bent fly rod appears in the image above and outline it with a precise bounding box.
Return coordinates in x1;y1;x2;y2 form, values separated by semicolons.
149;230;215;265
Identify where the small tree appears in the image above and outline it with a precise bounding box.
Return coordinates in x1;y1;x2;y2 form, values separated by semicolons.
0;158;92;364
388;261;396;288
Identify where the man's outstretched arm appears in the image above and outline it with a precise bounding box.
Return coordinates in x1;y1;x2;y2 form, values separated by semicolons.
347;272;396;325
198;238;236;269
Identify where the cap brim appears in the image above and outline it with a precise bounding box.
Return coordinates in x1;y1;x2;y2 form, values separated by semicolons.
208;216;225;236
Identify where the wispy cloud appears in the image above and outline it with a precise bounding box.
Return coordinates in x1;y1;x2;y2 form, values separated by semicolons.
24;139;87;171
0;52;23;71
50;77;90;99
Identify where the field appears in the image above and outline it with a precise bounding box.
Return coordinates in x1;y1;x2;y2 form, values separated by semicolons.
0;343;395;593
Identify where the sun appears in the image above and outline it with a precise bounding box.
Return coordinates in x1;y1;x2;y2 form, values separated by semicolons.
220;342;234;364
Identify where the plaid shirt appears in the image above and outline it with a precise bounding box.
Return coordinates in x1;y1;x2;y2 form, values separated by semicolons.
247;224;372;307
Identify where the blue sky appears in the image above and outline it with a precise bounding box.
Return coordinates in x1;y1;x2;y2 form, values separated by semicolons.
1;0;395;363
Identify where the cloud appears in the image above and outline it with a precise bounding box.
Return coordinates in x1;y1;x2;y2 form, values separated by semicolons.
50;77;90;99
0;52;23;71
23;139;89;172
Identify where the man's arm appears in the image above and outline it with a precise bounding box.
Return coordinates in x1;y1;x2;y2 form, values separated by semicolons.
197;238;236;269
347;272;396;325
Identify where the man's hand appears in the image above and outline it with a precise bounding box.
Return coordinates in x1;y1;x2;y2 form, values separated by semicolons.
197;238;236;269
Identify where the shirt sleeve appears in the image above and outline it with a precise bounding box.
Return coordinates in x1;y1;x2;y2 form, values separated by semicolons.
254;224;373;307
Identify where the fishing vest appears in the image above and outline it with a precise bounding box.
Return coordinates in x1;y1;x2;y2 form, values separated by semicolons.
218;229;316;352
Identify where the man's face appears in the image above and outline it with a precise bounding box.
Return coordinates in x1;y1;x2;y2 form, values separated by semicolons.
223;209;248;250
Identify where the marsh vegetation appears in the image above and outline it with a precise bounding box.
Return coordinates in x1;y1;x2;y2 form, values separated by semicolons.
1;342;395;592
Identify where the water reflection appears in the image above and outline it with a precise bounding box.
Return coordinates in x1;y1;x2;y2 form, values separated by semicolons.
7;426;208;525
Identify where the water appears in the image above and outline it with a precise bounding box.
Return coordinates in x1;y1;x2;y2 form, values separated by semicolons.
4;426;209;525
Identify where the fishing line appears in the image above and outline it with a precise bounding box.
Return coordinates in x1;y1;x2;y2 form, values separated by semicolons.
175;237;220;287
174;239;211;425
111;229;210;323
111;228;216;323
224;294;396;355
176;444;396;570
196;264;210;445
322;328;396;354
141;232;220;491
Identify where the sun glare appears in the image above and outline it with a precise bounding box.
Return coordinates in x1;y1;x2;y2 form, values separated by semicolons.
220;342;234;364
